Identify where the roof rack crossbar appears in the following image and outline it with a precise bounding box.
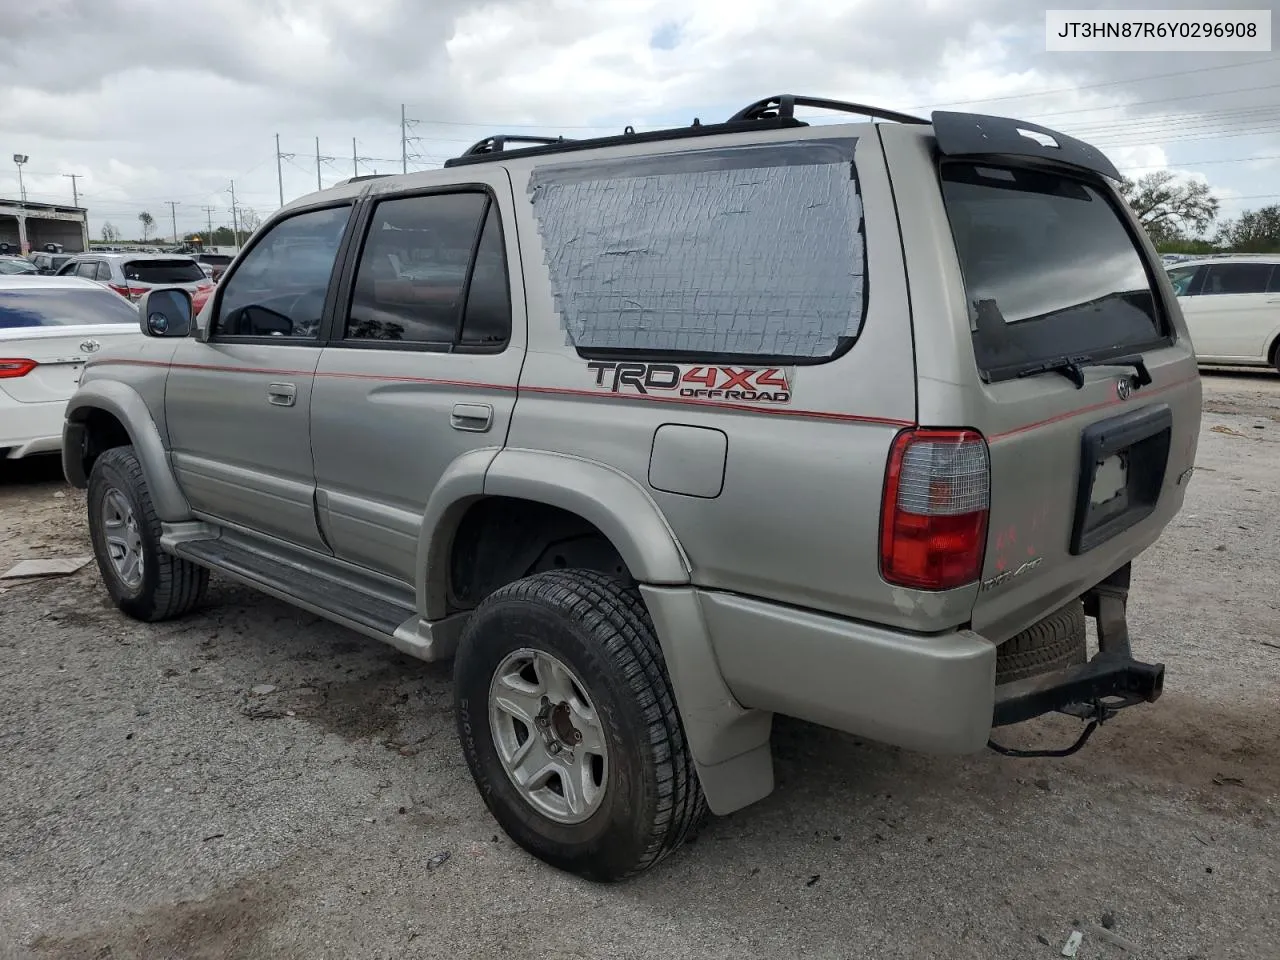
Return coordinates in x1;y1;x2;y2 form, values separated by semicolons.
459;134;575;158
729;95;928;126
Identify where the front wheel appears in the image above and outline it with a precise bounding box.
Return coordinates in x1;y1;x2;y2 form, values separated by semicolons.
87;445;208;622
453;569;705;881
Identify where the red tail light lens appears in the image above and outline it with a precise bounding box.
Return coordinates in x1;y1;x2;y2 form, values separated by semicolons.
880;428;990;591
0;358;38;379
107;283;148;301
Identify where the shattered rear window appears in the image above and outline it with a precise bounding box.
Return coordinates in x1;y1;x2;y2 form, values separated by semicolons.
527;139;866;362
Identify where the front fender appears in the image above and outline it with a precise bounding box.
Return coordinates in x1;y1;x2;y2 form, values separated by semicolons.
63;381;192;522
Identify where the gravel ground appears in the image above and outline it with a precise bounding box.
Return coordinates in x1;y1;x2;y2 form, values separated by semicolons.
1;370;1278;960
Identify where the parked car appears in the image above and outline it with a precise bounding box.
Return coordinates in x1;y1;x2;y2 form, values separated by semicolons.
55;252;214;315
0;255;39;276
1;276;141;459
29;251;74;275
190;252;234;280
62;95;1201;881
1167;256;1280;371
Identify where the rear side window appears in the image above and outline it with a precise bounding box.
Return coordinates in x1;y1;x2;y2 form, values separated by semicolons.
0;287;139;328
124;259;205;284
940;163;1170;382
526;139;866;362
1201;262;1273;296
344;191;511;348
74;261;98;279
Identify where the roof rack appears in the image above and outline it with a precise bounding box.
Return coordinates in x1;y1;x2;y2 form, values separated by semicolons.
442;115;806;168
340;174;391;185
456;134;575;158
728;95;928;126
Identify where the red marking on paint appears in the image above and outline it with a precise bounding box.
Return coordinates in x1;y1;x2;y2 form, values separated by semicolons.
84;358;916;428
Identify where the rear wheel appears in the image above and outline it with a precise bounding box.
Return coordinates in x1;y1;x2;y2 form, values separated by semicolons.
995;599;1087;685
87;446;208;622
453;569;705;881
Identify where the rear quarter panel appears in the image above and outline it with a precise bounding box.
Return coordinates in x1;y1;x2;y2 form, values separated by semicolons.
503;126;938;627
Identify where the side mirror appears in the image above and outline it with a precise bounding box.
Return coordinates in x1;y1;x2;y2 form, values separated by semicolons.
137;288;193;338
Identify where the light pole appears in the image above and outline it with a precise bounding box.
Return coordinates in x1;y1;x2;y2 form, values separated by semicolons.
13;154;28;203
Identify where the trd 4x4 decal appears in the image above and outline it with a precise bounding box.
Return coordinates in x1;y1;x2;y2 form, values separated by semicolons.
586;362;793;404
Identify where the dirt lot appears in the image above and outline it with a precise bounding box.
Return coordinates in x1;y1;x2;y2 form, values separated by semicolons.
2;371;1278;960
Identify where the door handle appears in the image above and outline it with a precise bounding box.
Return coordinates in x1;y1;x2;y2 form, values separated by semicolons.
267;382;297;407
450;402;493;432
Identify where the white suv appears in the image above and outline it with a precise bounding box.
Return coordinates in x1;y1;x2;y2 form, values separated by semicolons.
1168;256;1280;372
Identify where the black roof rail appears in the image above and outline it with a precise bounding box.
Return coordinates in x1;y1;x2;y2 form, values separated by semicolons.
443;115;806;168
729;95;928;126
340;174;391;185
457;134;575;159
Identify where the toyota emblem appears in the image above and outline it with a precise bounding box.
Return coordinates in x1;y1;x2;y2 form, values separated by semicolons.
1116;377;1132;400
79;339;101;354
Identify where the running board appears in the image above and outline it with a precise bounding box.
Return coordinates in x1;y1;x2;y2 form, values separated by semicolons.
162;523;467;662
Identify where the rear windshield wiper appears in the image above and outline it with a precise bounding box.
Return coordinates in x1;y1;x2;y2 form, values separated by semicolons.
1016;355;1092;389
1015;354;1153;391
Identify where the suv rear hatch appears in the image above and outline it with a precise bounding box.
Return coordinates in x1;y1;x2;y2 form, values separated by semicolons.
882;118;1201;645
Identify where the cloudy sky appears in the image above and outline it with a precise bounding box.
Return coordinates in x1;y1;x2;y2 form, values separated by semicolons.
2;0;1277;241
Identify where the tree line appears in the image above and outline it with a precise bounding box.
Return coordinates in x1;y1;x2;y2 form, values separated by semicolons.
1119;170;1279;254
98;208;262;247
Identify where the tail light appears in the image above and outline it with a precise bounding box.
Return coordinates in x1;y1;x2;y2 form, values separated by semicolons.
0;359;38;379
108;283;148;301
880;428;990;591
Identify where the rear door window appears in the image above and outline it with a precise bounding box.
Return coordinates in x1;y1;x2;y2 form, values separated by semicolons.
1200;262;1273;296
124;259;206;284
75;261;98;279
940;162;1171;383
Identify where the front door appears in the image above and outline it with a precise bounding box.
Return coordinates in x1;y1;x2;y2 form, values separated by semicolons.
165;202;355;552
309;175;525;582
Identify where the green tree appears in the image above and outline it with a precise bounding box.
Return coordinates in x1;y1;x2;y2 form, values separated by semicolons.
1119;171;1219;244
1216;205;1280;253
137;210;155;241
100;222;119;243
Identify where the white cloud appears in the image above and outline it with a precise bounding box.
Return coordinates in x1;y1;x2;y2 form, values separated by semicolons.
0;0;1276;241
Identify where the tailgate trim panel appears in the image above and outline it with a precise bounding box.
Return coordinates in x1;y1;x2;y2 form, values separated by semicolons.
1070;402;1173;556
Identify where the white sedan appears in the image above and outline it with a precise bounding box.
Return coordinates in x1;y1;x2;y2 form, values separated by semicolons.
1168;256;1280;372
0;275;143;459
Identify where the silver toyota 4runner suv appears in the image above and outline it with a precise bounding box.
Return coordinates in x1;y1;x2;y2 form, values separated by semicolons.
63;96;1201;881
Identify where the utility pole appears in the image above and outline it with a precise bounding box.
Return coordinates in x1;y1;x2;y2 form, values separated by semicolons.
62;173;82;207
401;103;407;174
352;137;358;178
316;137;322;190
275;133;289;209
228;180;240;248
165;200;179;244
201;205;216;247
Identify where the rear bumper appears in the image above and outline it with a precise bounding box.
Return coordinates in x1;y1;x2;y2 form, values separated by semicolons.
0;398;68;459
701;573;1158;755
701;590;997;754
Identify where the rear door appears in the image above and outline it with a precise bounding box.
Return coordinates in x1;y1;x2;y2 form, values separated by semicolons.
882;124;1201;645
0;283;140;403
309;173;524;582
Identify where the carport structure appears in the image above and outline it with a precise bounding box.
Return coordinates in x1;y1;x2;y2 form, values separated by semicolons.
0;198;89;255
